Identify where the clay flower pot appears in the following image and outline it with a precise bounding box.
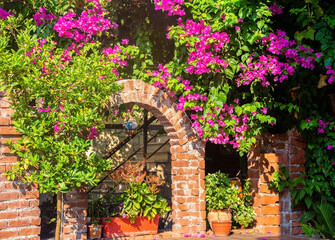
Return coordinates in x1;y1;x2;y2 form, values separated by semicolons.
211;221;232;236
101;215;160;238
207;209;232;236
87;224;103;239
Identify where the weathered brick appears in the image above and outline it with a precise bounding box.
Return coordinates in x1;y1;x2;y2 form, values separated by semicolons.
259;226;281;234
19;208;40;217
0;230;18;239
19;226;41;236
0;192;18;201
0;117;10;126
7;200;30;209
0;156;17;163
258;216;281;225
261;205;280;215
18;190;39;199
9;218;31;228
0;211;18;219
260;195;280;205
0;221;7;230
0;127;21;135
292;227;304;235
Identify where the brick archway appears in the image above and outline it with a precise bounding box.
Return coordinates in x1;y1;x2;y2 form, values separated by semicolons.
114;79;206;234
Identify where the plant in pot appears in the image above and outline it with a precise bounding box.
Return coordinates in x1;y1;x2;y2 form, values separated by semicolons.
87;196;105;239
232;179;256;229
206;171;239;236
101;163;171;238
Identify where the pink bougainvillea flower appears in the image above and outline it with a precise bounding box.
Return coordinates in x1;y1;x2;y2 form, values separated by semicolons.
121;39;129;44
235;26;240;31
327;145;333;150
33;8;56;26
268;3;283;15
261;107;268;114
0;8;15;20
54;124;60;134
331;161;335;166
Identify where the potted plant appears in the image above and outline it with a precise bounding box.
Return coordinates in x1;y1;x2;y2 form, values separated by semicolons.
206;171;239;236
232;179;256;229
87;197;104;239
101;163;171;238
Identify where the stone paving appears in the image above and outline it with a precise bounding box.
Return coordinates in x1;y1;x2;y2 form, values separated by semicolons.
99;230;321;240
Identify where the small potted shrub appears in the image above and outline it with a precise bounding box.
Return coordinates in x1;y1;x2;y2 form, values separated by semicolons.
206;171;239;236
101;163;170;238
233;179;256;228
87;198;104;239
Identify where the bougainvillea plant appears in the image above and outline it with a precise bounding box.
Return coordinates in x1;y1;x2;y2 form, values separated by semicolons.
1;0;335;237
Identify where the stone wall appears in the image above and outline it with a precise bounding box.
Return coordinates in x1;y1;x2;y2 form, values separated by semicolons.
248;129;306;235
0;93;41;240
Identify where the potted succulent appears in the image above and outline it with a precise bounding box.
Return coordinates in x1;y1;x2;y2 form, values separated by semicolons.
101;163;171;238
206;171;239;236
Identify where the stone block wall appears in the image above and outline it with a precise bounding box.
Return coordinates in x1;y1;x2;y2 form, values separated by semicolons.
248;129;306;235
0;93;41;240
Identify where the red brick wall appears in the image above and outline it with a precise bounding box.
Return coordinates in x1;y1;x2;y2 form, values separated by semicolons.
0;92;41;240
248;129;306;235
0;80;207;239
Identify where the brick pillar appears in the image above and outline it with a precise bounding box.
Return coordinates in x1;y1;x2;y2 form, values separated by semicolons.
248;153;285;234
287;129;306;235
248;130;307;235
62;188;88;240
0;93;41;240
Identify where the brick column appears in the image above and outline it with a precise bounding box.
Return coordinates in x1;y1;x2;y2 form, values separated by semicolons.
287;129;306;235
249;153;286;234
248;130;307;235
0;93;41;240
62;188;88;240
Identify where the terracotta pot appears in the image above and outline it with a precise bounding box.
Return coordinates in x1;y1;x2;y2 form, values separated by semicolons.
87;224;103;239
211;221;232;236
101;215;160;238
207;209;232;222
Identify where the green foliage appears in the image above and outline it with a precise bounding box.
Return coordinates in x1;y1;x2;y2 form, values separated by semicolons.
206;171;239;210
88;187;124;225
0;17;131;194
232;179;256;228
122;181;170;224
300;198;335;239
206;172;255;227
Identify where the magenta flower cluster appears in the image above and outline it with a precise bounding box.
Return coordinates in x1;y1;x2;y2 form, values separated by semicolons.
176;19;230;74
268;3;283;15
53;2;117;43
33;8;56;26
262;30;322;71
0;8;15;20
153;0;185;16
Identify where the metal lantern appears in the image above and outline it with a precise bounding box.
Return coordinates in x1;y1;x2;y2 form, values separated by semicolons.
123;120;138;136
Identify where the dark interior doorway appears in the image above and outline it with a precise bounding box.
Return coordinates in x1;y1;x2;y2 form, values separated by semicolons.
205;143;248;180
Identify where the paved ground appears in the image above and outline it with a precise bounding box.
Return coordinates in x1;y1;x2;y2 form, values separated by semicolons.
99;230;321;240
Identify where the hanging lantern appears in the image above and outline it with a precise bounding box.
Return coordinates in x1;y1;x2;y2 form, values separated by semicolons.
123;120;138;136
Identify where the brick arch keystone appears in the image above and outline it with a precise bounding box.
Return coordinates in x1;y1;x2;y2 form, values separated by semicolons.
113;79;206;234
